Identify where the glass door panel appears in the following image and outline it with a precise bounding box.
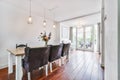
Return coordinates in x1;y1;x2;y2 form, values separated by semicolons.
84;26;94;51
77;27;84;50
72;27;77;49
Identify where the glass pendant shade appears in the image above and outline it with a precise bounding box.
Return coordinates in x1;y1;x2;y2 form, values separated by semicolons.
43;20;46;26
52;10;56;28
53;23;56;28
28;16;32;24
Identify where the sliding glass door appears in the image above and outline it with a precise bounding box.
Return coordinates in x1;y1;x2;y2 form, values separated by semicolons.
84;26;94;51
77;27;84;50
76;26;94;51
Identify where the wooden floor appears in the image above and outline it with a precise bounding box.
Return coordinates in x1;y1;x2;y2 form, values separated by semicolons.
0;51;104;80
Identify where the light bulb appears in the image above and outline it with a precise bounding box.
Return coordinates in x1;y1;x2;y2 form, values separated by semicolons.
53;24;56;28
43;20;46;26
28;16;32;24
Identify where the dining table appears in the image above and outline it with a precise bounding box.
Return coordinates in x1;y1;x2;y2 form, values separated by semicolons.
7;43;60;80
7;48;25;80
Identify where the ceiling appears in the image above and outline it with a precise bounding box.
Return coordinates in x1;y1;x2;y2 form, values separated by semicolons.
1;0;101;22
36;0;101;22
61;12;101;27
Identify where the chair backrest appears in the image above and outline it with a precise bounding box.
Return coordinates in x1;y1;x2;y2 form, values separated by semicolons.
24;46;50;72
49;44;63;62
62;43;71;56
16;44;27;48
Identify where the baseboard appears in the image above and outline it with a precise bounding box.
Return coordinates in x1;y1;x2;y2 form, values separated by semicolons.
0;64;8;69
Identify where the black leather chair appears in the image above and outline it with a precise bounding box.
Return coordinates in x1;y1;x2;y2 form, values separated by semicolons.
22;46;50;80
16;44;27;48
61;43;71;64
49;44;63;72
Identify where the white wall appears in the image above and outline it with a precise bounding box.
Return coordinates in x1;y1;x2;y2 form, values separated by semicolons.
118;0;120;79
54;22;60;43
104;0;118;80
0;1;59;69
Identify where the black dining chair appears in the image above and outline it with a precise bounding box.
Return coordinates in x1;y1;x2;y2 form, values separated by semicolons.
22;46;50;80
16;44;27;48
16;44;28;60
61;43;71;64
49;44;63;72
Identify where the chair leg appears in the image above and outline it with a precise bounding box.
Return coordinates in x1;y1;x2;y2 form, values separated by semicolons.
61;58;62;65
50;63;52;72
67;53;69;61
27;72;31;80
58;59;61;66
45;65;48;76
61;57;64;65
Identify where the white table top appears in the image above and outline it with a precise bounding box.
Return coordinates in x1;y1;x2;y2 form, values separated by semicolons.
7;48;25;56
7;46;47;56
7;43;61;56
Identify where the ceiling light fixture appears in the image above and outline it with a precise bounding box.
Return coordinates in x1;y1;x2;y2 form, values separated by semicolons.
49;7;58;28
53;17;56;28
43;8;46;27
53;23;56;28
27;0;32;24
43;20;46;26
53;10;56;28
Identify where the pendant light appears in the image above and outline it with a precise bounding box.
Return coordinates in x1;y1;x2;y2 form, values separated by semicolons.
53;23;56;28
27;0;32;24
43;20;46;26
43;8;46;27
53;11;56;28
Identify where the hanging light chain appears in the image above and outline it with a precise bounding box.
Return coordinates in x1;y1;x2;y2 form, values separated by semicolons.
29;0;31;17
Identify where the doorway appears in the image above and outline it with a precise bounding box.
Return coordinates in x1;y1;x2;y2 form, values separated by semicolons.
71;24;99;52
76;25;94;51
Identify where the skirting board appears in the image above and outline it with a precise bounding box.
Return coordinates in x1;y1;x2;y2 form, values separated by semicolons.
0;63;15;69
0;64;8;69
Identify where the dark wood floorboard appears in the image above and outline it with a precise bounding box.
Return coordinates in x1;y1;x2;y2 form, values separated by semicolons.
0;51;104;80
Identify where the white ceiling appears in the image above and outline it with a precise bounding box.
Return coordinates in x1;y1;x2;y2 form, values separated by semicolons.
36;0;101;22
61;13;101;27
2;0;101;22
